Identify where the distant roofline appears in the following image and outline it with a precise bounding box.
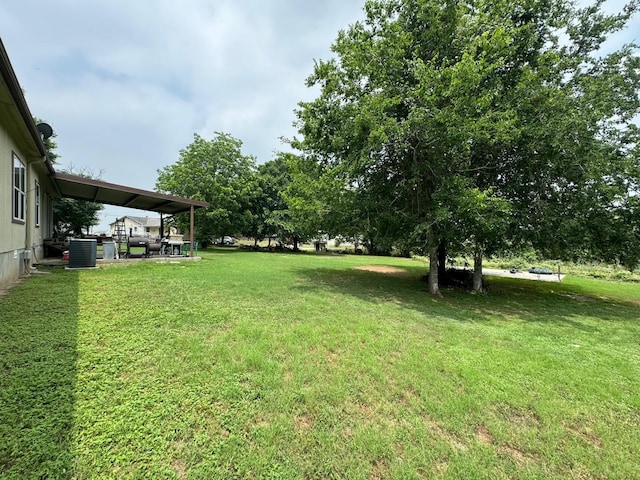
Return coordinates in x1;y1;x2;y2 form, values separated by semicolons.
109;215;161;227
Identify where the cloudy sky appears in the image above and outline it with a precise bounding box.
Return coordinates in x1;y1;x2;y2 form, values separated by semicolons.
1;1;638;233
1;0;366;231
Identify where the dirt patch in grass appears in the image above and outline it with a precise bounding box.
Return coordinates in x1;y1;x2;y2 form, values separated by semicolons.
294;414;314;431
498;444;534;466
327;350;339;365
172;459;187;479
491;403;542;430
476;424;535;466
370;458;389;480
476;425;493;445
563;422;603;450
399;387;419;405
425;416;468;451
254;415;271;429
359;403;374;416
434;461;450;475
355;265;406;274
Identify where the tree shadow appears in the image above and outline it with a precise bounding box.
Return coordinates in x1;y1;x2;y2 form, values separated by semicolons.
291;264;640;329
0;267;78;478
482;275;639;326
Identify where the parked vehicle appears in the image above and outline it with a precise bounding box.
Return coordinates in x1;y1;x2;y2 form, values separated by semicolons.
214;236;236;245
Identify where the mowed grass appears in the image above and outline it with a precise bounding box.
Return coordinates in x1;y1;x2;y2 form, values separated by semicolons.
1;250;639;479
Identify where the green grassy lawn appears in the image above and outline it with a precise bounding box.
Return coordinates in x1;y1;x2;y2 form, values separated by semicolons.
1;250;639;479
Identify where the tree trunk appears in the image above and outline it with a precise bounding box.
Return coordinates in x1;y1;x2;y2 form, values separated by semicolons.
367;239;376;255
437;240;447;280
473;243;484;293
293;237;299;251
428;226;441;297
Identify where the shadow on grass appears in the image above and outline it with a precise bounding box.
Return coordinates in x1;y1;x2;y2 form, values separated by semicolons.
203;246;243;254
292;264;640;328
0;267;78;478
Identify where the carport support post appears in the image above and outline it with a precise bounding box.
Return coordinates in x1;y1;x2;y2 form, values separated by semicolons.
189;205;194;257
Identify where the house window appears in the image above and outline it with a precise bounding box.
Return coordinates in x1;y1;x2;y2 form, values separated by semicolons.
35;181;41;227
13;153;26;222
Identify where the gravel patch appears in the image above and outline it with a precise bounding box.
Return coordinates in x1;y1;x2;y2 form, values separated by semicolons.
483;268;564;282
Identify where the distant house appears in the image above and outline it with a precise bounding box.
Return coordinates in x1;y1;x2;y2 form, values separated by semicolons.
109;216;163;238
1;39;57;290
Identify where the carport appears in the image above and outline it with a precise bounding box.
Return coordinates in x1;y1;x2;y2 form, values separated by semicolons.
50;171;209;257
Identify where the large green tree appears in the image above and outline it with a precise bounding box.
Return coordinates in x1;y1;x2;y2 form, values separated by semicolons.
281;154;337;249
155;132;257;245
251;152;333;250
295;0;640;294
253;153;294;246
252;153;350;250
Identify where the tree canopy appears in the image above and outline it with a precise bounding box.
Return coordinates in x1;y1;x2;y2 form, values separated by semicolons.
294;0;640;294
53;196;103;238
155;132;257;245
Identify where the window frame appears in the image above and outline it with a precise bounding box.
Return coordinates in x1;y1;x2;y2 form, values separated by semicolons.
35;180;41;227
12;153;26;223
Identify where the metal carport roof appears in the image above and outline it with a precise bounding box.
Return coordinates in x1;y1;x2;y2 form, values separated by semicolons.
51;171;209;214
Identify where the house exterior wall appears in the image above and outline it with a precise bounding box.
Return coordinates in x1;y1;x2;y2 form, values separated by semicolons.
0;102;54;290
1;125;29;288
27;160;53;259
145;225;160;238
110;217;138;237
109;216;162;238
